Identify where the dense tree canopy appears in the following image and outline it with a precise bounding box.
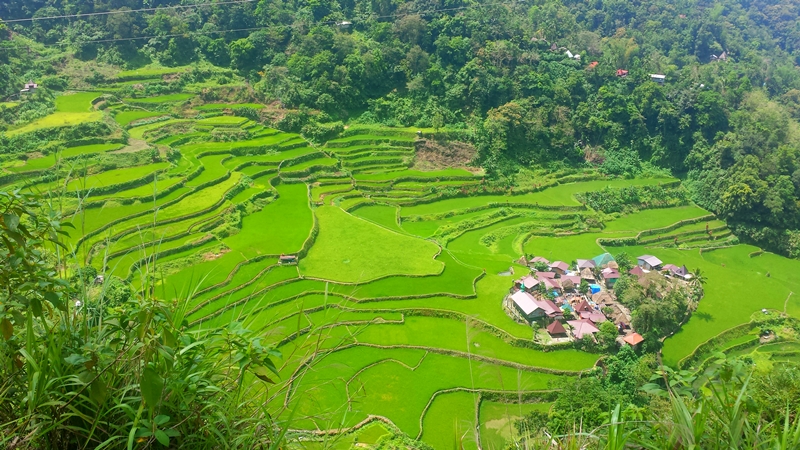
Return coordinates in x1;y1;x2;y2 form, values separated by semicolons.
2;0;800;256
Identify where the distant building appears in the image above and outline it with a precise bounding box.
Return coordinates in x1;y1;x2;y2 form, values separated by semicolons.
546;320;568;337
20;80;38;94
663;264;691;280
637;255;663;270
568;319;600;339
575;300;593;315
576;259;596;270
517;275;540;292
602;268;620;287
587;61;599;69
510;291;562;321
581;310;607;324
549;261;569;275
650;74;666;84
592;253;615;268
623;333;644;346
279;254;298;264
529;256;550;266
629;266;646;278
616;69;629;77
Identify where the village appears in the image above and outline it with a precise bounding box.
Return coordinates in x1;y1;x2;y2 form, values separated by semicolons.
504;252;693;348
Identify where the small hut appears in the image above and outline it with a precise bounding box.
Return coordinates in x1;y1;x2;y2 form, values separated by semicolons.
623;333;644;347
279;254;298;264
547;321;568;338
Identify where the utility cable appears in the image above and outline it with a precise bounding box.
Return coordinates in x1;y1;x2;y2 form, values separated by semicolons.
2;0;259;23
25;0;525;47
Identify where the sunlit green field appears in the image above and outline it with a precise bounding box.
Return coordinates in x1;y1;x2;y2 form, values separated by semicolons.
9;93;799;449
7;92;102;136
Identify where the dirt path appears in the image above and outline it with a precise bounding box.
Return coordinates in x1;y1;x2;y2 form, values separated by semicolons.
110;138;150;154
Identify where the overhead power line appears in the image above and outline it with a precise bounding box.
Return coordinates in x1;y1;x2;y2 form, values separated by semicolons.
12;0;525;47
2;0;259;23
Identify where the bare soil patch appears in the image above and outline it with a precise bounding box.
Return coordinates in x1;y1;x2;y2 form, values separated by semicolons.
110;139;150;154
412;139;478;171
201;247;230;262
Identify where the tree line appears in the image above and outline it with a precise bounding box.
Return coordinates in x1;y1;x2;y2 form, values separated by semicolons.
2;0;800;255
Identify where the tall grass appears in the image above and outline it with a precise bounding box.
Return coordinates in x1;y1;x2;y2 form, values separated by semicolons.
512;359;800;450
0;190;295;448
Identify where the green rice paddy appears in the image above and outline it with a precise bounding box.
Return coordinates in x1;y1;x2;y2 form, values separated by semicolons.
11;93;800;448
300;206;442;282
7;92;102;136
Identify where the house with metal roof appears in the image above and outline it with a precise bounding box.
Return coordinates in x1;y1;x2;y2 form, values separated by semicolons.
547;320;568;337
637;255;663;270
549;261;569;275
623;333;644;346
568;319;600;339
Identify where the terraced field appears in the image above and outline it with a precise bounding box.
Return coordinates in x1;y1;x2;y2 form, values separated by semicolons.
4;89;800;448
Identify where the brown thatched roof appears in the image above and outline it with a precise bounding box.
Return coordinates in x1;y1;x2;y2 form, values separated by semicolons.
592;292;614;304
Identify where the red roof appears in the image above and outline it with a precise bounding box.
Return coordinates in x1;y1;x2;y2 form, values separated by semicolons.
575;300;593;313
616;69;629;76
603;270;620;279
547;321;567;334
541;277;561;290
518;275;540;289
535;271;556;279
580;311;607;323
629;266;645;277
623;333;644;345
535;299;562;317
550;261;569;272
587;61;599;69
568;320;600;339
530;256;550;265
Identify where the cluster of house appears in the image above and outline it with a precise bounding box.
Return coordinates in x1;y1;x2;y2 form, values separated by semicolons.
505;253;692;347
633;254;692;281
614;69;666;84
507;253;624;344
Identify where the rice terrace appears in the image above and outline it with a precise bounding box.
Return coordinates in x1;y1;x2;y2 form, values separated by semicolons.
4;1;800;445
3;69;800;448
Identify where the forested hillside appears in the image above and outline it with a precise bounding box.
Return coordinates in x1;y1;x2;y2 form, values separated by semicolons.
3;0;800;257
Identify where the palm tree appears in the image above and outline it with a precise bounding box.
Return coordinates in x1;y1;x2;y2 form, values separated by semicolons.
691;268;706;287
